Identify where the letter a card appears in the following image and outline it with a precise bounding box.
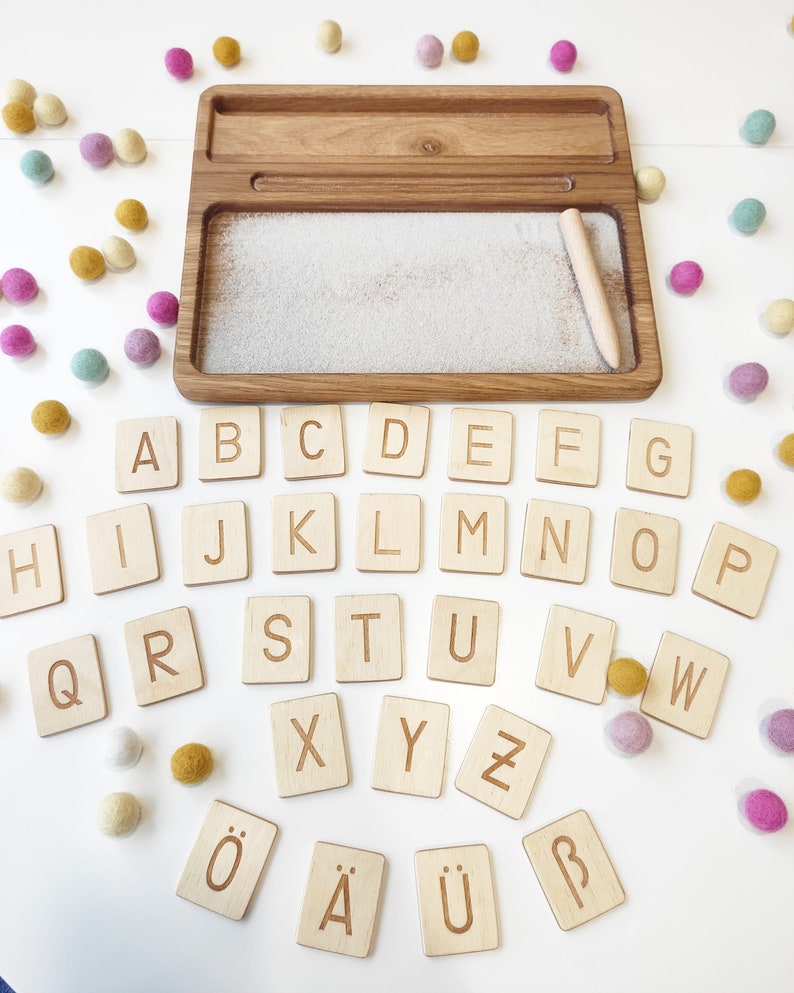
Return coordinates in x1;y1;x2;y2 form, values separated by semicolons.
296;842;386;957
522;810;624;931
176;800;278;920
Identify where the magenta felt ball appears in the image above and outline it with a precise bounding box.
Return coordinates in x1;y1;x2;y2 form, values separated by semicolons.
1;267;38;303
550;39;577;72
146;290;179;326
765;708;794;753
1;324;35;357
669;260;703;295
165;47;193;80
742;788;788;833
606;711;653;755
728;361;768;400
416;34;444;68
124;328;161;365
79;132;114;168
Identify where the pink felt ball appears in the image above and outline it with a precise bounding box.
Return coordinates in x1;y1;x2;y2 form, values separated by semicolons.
79;132;114;168
1;267;38;303
606;711;653;755
124;327;161;365
416;34;444;68
669;260;703;295
727;361;768;400
549;39;577;72
765;708;794;753
165;47;194;80
742;788;788;833
145;290;179;326
0;324;36;357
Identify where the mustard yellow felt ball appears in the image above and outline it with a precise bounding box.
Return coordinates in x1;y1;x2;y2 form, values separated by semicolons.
31;399;71;435
69;245;106;281
213;35;241;66
725;468;761;503
452;30;479;62
2;100;35;133
776;433;794;467
171;742;214;785
115;198;148;231
607;657;648;697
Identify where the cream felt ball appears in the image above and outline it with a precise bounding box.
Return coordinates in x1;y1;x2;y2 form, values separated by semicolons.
316;20;343;53
113;128;147;165
102;235;136;271
763;298;794;335
33;93;67;127
1;467;43;504
4;78;36;106
104;726;143;769
97;791;141;837
635;165;666;202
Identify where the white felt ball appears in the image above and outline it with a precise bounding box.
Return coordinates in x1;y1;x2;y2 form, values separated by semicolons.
104;726;143;769
97;791;141;837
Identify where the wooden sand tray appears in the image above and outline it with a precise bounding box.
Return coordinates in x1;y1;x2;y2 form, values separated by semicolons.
174;85;661;403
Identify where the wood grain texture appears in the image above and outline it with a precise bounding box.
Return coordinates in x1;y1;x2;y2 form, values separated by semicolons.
174;85;661;402
28;634;108;737
371;696;450;798
0;524;63;619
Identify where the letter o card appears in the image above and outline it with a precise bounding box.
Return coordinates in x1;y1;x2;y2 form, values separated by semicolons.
522;810;624;931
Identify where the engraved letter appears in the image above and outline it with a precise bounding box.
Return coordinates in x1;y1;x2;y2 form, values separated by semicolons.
646;436;672;477
263;613;292;662
47;659;82;710
206;828;245;892
215;422;242;463
481;730;526;791
467;424;493;467
551;835;589;909
204;519;225;566
440;865;474;934
458;510;488;556
716;543;752;585
132;432;160;473
565;626;594;679
554;426;581;466
143;630;180;681
116;524;128;569
8;544;41;594
541;516;570;563
299;420;324;461
400;717;428;772
289;509;316;555
374;510;399;556
381;418;408;460
670;656;708;712
350;612;381;663
291;714;326;771
320;866;354;935
449;612;478;664
631;527;659;573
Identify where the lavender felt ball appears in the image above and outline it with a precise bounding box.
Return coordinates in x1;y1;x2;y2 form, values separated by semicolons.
765;708;794;753
145;290;179;326
124;327;160;365
742;788;788;833
550;39;577;72
165;47;194;80
606;711;653;755
416;34;444;68
1;324;35;357
728;361;768;400
1;267;38;304
669;260;703;295
79;132;114;168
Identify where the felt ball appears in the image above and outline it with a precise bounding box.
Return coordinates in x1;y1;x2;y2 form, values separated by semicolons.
97;791;141;837
451;30;479;62
213;36;241;66
33;93;67;127
1;324;35;357
549;39;577;72
765;708;794;753
124;327;160;365
31;399;70;434
635;165;666;202
115;198;148;231
316;19;343;53
607;657;648;697
69;246;105;281
778;433;794;467
725;468;761;503
20;149;54;184
164;47;194;80
4;78;36;106
741;788;788;833
606;712;653;756
728;361;768;400
171;742;214;785
740;109;776;145
113;128;147;165
763;298;794;335
669;260;703;295
416;34;444;68
146;290;179;326
104;726;143;769
731;197;766;234
2;100;35;133
102;235;136;271
70;347;109;383
1;267;38;303
79;132;114;168
1;467;43;504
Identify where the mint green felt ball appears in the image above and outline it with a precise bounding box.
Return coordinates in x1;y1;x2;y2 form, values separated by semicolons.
20;149;54;184
740;109;775;145
70;347;108;383
731;197;766;234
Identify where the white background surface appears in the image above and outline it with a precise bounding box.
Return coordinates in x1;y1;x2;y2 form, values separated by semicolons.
1;2;793;991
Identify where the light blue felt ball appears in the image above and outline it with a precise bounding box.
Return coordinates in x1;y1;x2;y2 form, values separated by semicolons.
740;109;776;145
70;347;109;383
731;197;766;234
20;149;54;184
